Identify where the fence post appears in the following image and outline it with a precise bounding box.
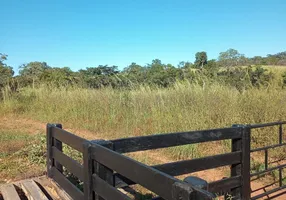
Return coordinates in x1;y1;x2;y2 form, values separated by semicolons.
241;126;251;200
230;125;243;199
53;124;63;173
46;123;53;178
83;141;93;200
231;125;251;200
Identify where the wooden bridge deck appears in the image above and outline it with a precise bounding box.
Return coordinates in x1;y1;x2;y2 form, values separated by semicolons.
0;176;72;200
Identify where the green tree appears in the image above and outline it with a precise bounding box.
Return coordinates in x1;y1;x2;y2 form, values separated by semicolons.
195;52;207;68
0;53;14;88
41;67;76;86
218;48;244;67
19;61;50;88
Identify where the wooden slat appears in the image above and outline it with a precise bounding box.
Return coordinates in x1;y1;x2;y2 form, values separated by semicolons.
153;151;242;176
92;174;131;200
52;146;84;181
0;184;21;200
51;126;87;152
111;127;241;153
20;180;49;200
208;176;241;194
90;143;190;200
51;167;84;200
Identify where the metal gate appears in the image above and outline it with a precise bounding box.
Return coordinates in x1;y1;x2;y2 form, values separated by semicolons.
249;122;286;199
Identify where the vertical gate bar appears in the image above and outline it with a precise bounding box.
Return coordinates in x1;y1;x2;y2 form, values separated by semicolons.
231;125;243;200
241;126;251;200
279;168;283;187
265;149;268;170
46;124;53;178
53;124;63;173
279;124;283;144
83;142;93;200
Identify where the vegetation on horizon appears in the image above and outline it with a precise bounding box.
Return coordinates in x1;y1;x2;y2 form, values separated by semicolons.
1;49;286;94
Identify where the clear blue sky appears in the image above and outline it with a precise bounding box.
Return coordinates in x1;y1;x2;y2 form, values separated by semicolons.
1;0;285;72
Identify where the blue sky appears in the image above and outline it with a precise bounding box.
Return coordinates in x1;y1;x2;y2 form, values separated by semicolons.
1;0;285;72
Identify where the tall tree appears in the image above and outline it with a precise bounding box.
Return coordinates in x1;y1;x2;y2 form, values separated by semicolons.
195;52;208;68
0;53;14;88
19;61;50;88
218;48;244;67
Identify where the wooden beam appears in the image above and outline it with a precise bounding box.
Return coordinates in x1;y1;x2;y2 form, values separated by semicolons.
20;180;49;200
111;127;241;153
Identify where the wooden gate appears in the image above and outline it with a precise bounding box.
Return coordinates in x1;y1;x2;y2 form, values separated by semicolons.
46;121;286;200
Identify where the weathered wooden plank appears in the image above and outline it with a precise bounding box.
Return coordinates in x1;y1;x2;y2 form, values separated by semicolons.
90;143;192;200
51;126;88;152
51;167;84;200
153;151;242;176
0;184;21;200
92;174;131;200
208;176;241;194
111;127;241;153
52;146;84;181
20;180;49;200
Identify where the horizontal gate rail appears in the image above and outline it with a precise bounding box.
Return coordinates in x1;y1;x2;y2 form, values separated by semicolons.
51;126;88;152
251;163;286;177
248;121;286;129
152;151;242;176
251;184;286;200
251;142;286;152
51;146;84;181
110;127;241;153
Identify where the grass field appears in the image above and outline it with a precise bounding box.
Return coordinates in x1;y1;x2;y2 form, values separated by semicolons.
1;76;286;187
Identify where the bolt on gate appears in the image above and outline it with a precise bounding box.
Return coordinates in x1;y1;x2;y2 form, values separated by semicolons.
46;121;285;200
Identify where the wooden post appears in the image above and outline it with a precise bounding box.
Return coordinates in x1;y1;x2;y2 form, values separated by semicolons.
231;125;243;200
231;125;251;200
241;126;251;200
53;124;63;173
46;123;53;178
83;141;93;200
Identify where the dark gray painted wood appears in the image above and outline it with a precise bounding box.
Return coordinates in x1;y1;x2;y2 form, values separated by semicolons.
51;126;88;152
111;127;241;153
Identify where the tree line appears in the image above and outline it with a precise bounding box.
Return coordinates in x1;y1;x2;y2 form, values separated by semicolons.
1;49;286;93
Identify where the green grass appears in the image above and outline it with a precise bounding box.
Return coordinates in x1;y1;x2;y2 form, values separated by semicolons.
0;131;46;182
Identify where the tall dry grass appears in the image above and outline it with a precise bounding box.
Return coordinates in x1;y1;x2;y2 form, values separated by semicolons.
1;81;286;162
